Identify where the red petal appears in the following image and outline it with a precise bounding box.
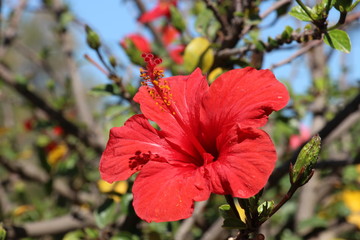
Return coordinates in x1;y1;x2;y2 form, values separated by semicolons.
201;67;289;144
134;68;208;159
132;161;210;222
99;114;177;183
206;127;277;198
161;24;179;45
138;3;171;23
169;45;185;64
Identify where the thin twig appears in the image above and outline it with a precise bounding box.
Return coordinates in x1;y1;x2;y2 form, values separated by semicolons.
5;209;95;238
260;0;291;19
270;40;322;69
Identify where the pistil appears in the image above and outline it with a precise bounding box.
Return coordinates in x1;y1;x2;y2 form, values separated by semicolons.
140;53;207;164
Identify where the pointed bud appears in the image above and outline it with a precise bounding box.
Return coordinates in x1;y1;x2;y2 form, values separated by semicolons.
291;135;321;185
109;56;117;68
85;25;101;50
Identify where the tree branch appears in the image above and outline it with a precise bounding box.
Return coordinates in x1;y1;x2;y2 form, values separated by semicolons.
5;209;95;239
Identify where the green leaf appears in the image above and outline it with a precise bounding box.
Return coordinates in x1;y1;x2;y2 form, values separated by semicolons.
257;200;275;221
218;204;247;230
289;5;313;21
323;29;351;53
170;6;186;32
195;7;220;40
281;26;294;40
94;199;118;228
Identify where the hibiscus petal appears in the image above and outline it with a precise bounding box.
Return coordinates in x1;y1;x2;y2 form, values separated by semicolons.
99;114;177;183
201;67;289;142
132;161;210;222
138;3;171;23
206;127;277;198
134;68;208;159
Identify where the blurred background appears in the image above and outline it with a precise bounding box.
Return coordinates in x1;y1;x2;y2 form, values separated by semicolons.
0;0;360;239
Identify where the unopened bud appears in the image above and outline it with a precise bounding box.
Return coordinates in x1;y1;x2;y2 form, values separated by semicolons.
85;25;101;50
291;135;321;185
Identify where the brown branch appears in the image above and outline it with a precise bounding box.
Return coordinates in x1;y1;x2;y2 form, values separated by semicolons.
260;0;291;19
4;209;95;239
270;40;322;69
217;11;360;60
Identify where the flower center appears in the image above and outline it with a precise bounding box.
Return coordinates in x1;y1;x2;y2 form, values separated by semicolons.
140;53;208;165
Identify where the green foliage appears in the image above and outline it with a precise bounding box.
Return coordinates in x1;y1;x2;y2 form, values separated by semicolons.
0;224;6;240
323;29;351;53
169;6;186;32
289;5;314;21
94;199;119;229
219;204;247;229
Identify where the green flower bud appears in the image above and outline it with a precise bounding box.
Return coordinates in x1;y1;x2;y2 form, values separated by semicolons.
291;135;321;185
85;25;101;50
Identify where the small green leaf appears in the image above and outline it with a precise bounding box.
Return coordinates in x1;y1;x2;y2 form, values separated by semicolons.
170;6;186;32
289;5;313;21
258;200;275;221
323;29;351;53
219;204;247;230
94;199;118;228
281;26;293;40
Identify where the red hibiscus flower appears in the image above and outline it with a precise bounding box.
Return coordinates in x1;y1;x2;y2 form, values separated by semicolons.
100;54;289;222
169;45;185;64
161;24;179;46
138;0;177;23
120;34;151;53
